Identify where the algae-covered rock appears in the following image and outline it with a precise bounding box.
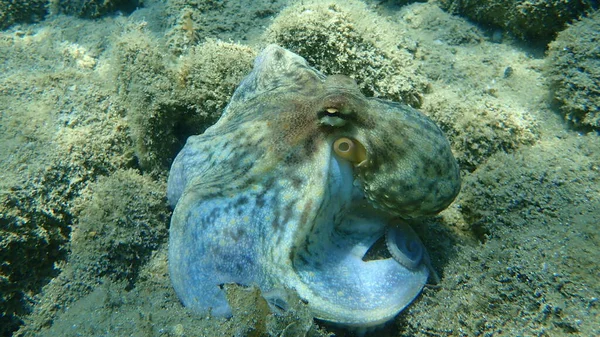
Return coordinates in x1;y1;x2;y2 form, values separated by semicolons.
49;0;141;18
0;18;137;334
1;0;143;30
114;23;254;173
70;169;169;284
14;169;169;336
546;11;600;129
423;90;538;170
265;0;427;107
0;0;47;29
0;170;70;337
171;39;255;140
112;23;177;173
438;0;597;43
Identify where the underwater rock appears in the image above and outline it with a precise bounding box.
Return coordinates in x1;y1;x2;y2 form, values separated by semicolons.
546;10;600;130
0;0;47;29
114;28;255;173
167;45;460;327
71;169;169;284
265;0;428;107
438;0;598;44
50;0;141;19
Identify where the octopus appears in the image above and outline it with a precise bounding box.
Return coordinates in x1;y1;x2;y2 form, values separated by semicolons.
167;45;461;328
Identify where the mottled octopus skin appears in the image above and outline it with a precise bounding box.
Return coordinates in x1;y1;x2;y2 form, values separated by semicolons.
167;45;461;327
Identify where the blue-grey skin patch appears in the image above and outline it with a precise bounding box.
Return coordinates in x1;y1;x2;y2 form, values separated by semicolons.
167;45;461;327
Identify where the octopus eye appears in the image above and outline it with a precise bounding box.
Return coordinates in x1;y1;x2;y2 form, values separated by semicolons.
318;107;346;127
333;137;367;165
